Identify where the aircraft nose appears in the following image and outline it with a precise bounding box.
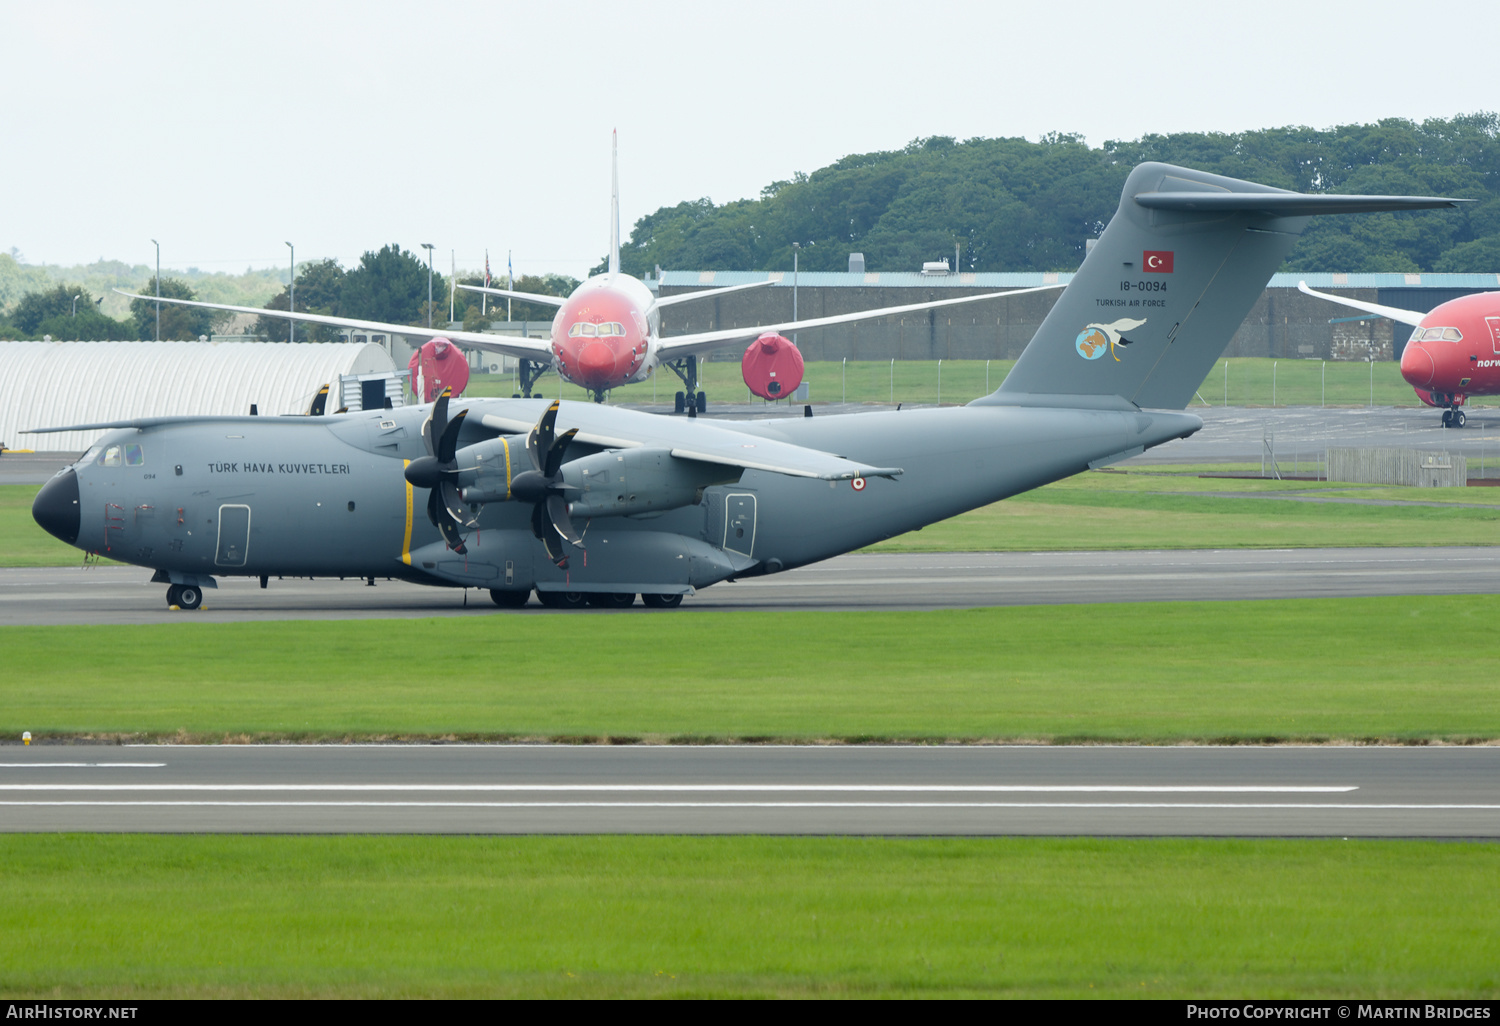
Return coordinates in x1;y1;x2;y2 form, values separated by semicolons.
33;468;80;546
577;341;615;381
1401;341;1435;387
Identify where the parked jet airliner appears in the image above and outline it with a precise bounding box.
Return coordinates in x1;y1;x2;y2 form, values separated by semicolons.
1299;282;1500;426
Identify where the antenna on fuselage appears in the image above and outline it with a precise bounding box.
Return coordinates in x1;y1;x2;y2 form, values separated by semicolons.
609;129;620;276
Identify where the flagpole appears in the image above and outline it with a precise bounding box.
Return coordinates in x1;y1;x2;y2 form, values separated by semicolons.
482;249;488;318
449;250;455;325
507;250;513;324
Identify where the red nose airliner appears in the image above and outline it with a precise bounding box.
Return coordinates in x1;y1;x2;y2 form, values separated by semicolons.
1299;282;1500;427
122;133;1059;415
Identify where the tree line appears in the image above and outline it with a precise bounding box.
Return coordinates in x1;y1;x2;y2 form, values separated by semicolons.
0;243;581;342
611;114;1500;276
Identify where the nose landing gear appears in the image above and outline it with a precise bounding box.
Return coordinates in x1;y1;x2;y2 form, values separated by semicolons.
1442;408;1467;428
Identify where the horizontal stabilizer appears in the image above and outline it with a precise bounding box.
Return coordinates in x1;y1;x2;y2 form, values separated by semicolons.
1136;192;1467;216
652;279;776;309
454;284;567;308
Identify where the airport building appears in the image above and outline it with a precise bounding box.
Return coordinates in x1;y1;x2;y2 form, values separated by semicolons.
649;270;1500;364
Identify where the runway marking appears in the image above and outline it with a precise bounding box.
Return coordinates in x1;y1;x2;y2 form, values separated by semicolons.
0;763;165;768
0;801;1494;810
0;784;1360;793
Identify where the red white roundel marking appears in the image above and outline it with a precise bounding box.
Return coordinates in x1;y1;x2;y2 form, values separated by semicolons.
851;477;867;491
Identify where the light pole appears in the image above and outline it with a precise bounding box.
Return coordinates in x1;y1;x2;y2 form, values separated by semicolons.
791;242;800;347
150;239;160;341
421;243;435;328
285;242;295;343
71;294;80;318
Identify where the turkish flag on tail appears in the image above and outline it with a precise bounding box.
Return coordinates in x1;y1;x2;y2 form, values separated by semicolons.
1143;250;1174;273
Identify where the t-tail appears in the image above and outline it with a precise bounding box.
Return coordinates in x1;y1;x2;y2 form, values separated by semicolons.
988;162;1463;411
609;129;620;276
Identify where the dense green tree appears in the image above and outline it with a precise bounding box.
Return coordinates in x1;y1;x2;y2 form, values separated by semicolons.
340;244;446;327
129;277;222;341
10;285;134;339
617;114;1500;275
257;259;347;342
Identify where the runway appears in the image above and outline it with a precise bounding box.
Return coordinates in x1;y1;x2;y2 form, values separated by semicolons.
1;743;1494;836
5;546;1500;623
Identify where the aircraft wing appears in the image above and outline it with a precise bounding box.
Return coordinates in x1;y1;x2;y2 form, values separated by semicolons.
654;283;1066;359
651;279;776;309
477;402;899;481
1296;281;1428;327
454;284;567;308
112;290;555;362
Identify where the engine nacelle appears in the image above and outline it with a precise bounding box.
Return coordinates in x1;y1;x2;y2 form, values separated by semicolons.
741;332;804;400
564;448;739;519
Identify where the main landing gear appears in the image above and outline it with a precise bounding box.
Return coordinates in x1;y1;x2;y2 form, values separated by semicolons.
166;583;202;610
499;589;683;610
511;358;549;399
665;355;707;417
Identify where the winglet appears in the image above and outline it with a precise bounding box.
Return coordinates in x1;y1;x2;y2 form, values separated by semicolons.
609;130;621;276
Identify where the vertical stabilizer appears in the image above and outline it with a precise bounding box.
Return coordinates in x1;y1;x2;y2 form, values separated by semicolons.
609;130;621;276
990;163;1459;410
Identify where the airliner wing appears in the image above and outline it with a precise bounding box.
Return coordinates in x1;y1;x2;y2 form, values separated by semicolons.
113;290;555;361
655;283;1066;359
454;284;568;308
1296;281;1428;327
651;279;776;309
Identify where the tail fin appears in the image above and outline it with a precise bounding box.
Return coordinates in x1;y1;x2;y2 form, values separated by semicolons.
608;129;620;276
992;162;1461;410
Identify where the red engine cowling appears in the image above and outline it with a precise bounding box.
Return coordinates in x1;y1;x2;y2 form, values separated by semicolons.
741;333;804;401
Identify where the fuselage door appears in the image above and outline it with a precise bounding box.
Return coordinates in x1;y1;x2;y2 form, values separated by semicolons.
215;504;251;567
723;493;756;558
1486;316;1500;355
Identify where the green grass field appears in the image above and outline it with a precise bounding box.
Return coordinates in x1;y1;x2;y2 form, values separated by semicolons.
2;835;1494;998
6;597;1499;742
462;357;1463;409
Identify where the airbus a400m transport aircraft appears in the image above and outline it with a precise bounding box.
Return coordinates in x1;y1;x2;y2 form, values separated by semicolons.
1298;281;1500;427
33;163;1459;610
118;133;1062;412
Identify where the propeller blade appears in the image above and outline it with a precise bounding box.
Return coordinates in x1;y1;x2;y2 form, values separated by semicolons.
427;484;468;553
439;479;478;528
543;428;579;479
437;408;468;465
546;493;585;550
528;400;560;471
423;388;452;458
530;502;568;567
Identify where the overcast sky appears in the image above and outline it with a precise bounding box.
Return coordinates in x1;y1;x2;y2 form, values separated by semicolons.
2;0;1491;281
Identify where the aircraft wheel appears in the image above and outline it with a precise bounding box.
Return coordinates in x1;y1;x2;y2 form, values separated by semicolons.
512;392;521;399
537;590;588;609
642;593;683;609
1442;410;1453;426
175;585;203;611
587;592;635;608
1456;410;1467;428
489;588;530;608
165;584;181;608
696;391;707;413
674;391;686;413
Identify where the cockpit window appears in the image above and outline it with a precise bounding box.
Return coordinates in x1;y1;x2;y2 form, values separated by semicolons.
95;443;144;467
80;444;102;465
567;321;626;338
98;445;122;467
125;444;144;466
1420;326;1462;342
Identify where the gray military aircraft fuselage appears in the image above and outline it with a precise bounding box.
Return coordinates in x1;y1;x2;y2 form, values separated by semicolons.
31;162;1463;609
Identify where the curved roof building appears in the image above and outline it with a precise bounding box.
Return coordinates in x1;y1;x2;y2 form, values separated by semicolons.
1;340;394;452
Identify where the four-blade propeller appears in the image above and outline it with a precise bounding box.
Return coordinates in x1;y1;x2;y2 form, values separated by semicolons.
509;401;585;568
403;389;473;554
